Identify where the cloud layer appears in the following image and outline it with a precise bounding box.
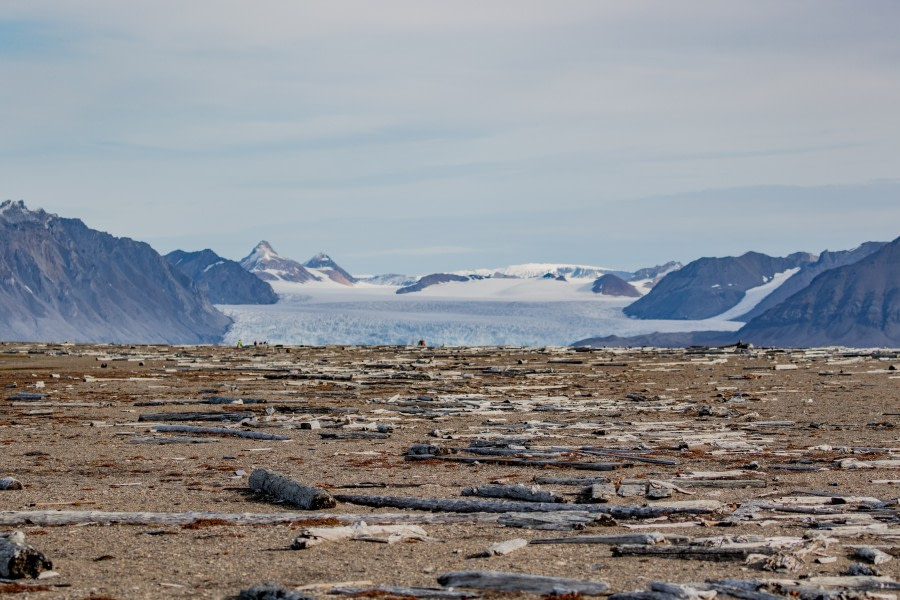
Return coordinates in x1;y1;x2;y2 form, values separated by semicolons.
2;1;899;272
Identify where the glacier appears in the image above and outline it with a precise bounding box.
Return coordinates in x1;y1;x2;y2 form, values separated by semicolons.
219;278;744;346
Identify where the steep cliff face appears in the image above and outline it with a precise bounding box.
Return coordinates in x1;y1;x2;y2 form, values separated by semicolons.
737;242;887;321
738;237;900;347
166;249;278;305
0;200;231;343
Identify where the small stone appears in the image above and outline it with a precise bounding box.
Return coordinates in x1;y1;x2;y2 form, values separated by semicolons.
0;476;24;490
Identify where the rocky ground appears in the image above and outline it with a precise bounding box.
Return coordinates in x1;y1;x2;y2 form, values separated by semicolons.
0;342;898;599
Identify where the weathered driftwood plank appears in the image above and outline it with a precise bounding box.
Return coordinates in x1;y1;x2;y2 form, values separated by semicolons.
291;522;429;549
0;510;508;527
437;570;609;595
610;581;717;600
612;544;771;560
332;495;722;518
0;477;23;491
531;532;685;546
138;411;254;422
406;455;629;471
128;435;217;445
0;533;52;579
330;585;475;599
248;469;336;510
151;425;290;441
534;476;609;486
496;512;599;530
675;479;766;489
461;484;564;503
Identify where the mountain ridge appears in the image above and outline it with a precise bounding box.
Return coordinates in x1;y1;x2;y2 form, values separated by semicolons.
0;200;231;344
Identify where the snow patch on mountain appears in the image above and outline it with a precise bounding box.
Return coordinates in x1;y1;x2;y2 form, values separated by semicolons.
711;268;800;321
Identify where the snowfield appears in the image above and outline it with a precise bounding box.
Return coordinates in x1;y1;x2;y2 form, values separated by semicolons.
219;277;748;347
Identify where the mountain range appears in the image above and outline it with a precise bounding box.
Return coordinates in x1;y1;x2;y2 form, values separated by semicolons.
578;237;900;348
0;200;230;344
1;200;897;347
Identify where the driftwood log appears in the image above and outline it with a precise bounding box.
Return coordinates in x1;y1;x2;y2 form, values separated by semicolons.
248;469;336;510
461;484;564;503
0;532;52;579
151;425;290;441
138;411;254;422
612;544;773;561
333;494;722;518
0;510;517;527
329;585;474;599
437;570;609;595
497;512;602;530
406;455;629;471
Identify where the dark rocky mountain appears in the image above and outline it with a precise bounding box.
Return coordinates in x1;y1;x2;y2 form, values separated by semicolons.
304;252;357;286
396;273;469;294
0;200;231;344
624;251;815;320
592;273;640;297
165;249;278;305
240;241;319;283
737;236;900;347
737;242;886;321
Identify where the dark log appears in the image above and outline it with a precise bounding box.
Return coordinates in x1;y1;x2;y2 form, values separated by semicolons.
151;425;290;441
534;476;610;486
138;411;253;422
332;494;721;518
437;570;609;595
248;468;336;510
330;585;474;599
612;544;772;560
406;455;629;471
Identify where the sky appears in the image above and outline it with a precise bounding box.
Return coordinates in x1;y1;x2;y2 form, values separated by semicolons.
2;1;899;275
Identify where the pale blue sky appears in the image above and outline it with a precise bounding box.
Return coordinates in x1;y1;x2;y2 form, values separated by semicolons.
2;1;899;274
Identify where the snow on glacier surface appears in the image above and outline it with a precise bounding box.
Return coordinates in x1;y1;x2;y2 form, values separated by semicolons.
220;277;743;346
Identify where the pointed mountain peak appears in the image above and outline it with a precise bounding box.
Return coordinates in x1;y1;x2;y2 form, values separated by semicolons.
253;240;278;255
240;241;320;284
303;252;357;285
